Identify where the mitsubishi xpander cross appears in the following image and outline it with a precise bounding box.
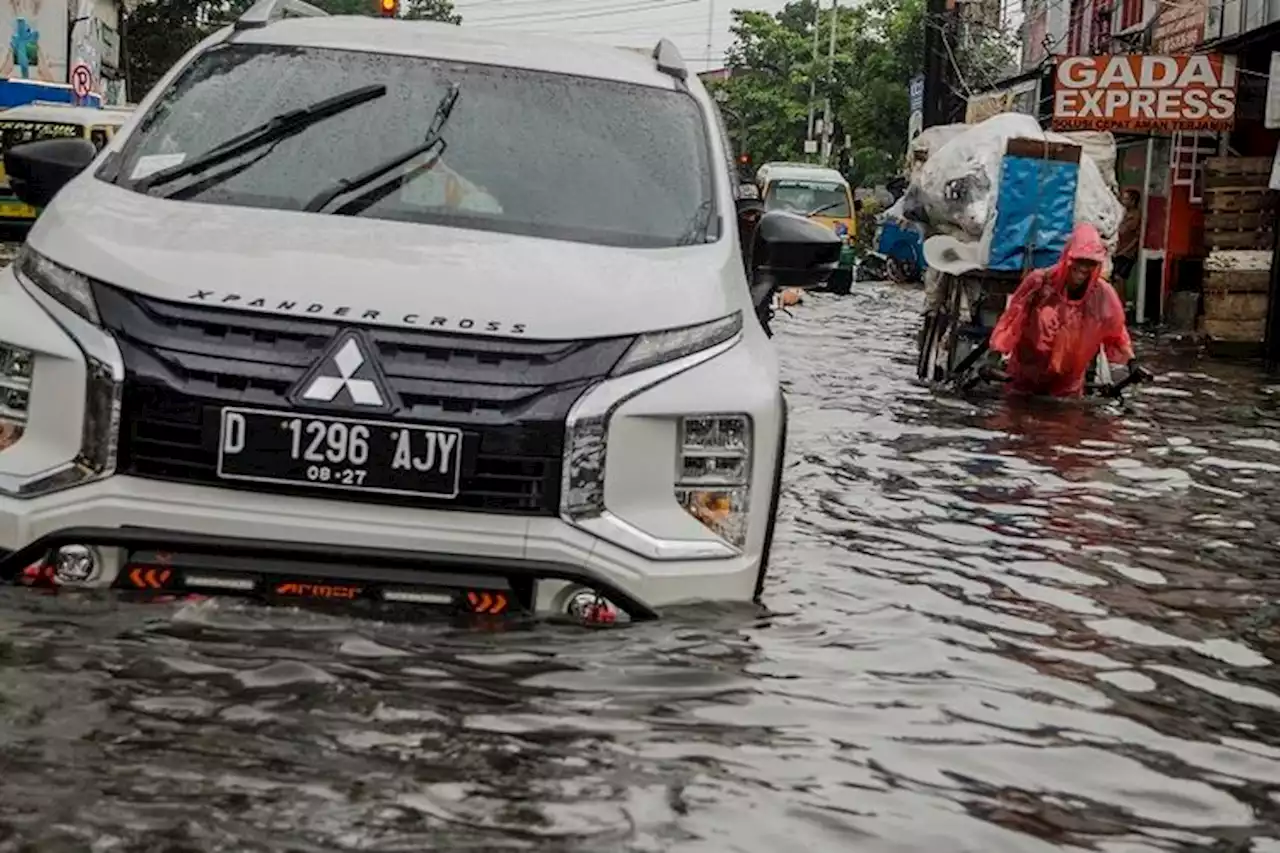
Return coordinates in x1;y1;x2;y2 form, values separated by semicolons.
0;0;839;622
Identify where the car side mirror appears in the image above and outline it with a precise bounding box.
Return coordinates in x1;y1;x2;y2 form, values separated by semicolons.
750;209;842;289
4;138;98;210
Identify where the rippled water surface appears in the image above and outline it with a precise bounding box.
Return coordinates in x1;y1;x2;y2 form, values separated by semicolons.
3;284;1280;852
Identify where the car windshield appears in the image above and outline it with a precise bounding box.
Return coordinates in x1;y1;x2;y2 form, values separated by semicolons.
764;179;850;218
109;43;715;248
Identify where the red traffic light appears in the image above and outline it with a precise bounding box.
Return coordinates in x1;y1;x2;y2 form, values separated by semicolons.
378;0;397;15
737;153;750;165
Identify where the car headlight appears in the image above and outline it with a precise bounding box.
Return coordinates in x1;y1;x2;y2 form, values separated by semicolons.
561;412;754;555
2;249;121;498
610;312;742;378
0;343;32;453
14;246;100;325
562;314;745;522
0;346;120;498
675;414;751;549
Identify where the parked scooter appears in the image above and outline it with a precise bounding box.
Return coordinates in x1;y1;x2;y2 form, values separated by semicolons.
875;217;924;283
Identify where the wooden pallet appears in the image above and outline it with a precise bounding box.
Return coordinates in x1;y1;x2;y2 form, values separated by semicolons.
1203;291;1269;321
1204;187;1276;212
1203;317;1266;342
1204;269;1272;293
1204;173;1275;190
1205;156;1273;176
1205;230;1275;250
1204;211;1274;232
1205;157;1273;191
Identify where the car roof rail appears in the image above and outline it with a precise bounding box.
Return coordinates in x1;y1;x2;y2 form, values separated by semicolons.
234;0;328;30
652;38;688;82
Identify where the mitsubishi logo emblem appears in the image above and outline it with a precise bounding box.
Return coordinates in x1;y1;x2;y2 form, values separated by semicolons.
287;329;399;413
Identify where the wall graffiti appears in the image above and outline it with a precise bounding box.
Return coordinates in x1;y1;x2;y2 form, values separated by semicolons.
1;0;59;81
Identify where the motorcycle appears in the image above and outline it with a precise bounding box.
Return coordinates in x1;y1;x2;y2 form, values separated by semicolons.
871;217;924;284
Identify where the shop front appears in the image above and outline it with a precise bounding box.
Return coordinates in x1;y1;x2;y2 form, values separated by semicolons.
1051;53;1239;326
1113;135;1172;322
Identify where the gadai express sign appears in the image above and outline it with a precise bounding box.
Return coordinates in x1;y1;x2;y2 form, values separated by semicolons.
1052;54;1237;132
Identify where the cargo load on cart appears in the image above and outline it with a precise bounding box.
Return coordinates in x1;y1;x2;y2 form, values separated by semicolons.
899;113;1152;400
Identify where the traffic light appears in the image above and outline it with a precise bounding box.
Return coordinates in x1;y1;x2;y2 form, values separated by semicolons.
378;0;397;16
737;152;751;167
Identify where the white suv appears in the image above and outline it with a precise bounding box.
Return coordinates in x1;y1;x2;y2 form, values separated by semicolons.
0;0;839;621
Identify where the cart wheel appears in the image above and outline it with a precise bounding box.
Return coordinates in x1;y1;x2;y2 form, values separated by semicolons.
916;312;938;381
936;275;966;382
917;309;955;383
918;276;961;383
921;311;942;379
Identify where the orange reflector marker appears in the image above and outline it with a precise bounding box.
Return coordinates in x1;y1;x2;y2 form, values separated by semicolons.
274;581;361;600
466;590;508;615
127;566;172;589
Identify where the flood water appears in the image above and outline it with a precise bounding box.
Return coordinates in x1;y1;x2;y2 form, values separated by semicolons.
2;283;1280;852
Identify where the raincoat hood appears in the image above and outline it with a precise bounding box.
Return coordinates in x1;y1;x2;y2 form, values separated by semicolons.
1049;223;1108;291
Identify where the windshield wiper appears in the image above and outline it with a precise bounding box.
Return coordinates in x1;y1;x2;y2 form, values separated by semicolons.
303;84;460;215
807;200;847;217
133;84;388;193
675;199;715;246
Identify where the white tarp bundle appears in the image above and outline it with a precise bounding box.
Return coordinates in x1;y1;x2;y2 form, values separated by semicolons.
906;124;967;178
901;113;1124;255
1059;130;1118;194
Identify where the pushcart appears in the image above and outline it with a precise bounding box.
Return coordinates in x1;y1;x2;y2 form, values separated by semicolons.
914;137;1152;400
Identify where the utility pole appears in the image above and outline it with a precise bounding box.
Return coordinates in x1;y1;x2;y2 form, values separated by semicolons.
922;0;947;128
704;0;715;74
804;0;822;159
819;0;838;166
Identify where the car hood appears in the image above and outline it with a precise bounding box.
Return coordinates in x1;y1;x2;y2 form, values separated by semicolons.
28;176;740;340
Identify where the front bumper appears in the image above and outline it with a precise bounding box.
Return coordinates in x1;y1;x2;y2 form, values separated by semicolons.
0;445;772;620
0;525;659;621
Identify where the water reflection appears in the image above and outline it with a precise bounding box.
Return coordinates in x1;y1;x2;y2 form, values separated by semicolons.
1;285;1279;851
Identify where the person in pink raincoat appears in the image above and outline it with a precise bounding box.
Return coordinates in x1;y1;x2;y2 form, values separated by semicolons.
990;223;1135;398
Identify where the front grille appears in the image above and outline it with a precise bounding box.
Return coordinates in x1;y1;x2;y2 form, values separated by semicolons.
96;284;633;515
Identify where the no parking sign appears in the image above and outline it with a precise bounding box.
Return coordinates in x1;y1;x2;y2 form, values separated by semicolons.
70;62;94;103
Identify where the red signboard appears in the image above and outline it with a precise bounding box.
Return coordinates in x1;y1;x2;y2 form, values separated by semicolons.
1052;54;1237;132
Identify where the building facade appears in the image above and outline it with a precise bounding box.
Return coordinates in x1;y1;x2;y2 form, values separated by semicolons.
963;0;1280;359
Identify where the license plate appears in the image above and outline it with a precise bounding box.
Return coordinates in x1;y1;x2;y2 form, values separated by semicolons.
217;408;462;499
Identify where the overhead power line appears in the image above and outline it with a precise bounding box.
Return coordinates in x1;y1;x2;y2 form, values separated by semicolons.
466;0;697;25
575;13;715;34
462;0;599;6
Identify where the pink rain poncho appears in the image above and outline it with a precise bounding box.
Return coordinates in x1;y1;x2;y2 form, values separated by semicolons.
990;224;1134;398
